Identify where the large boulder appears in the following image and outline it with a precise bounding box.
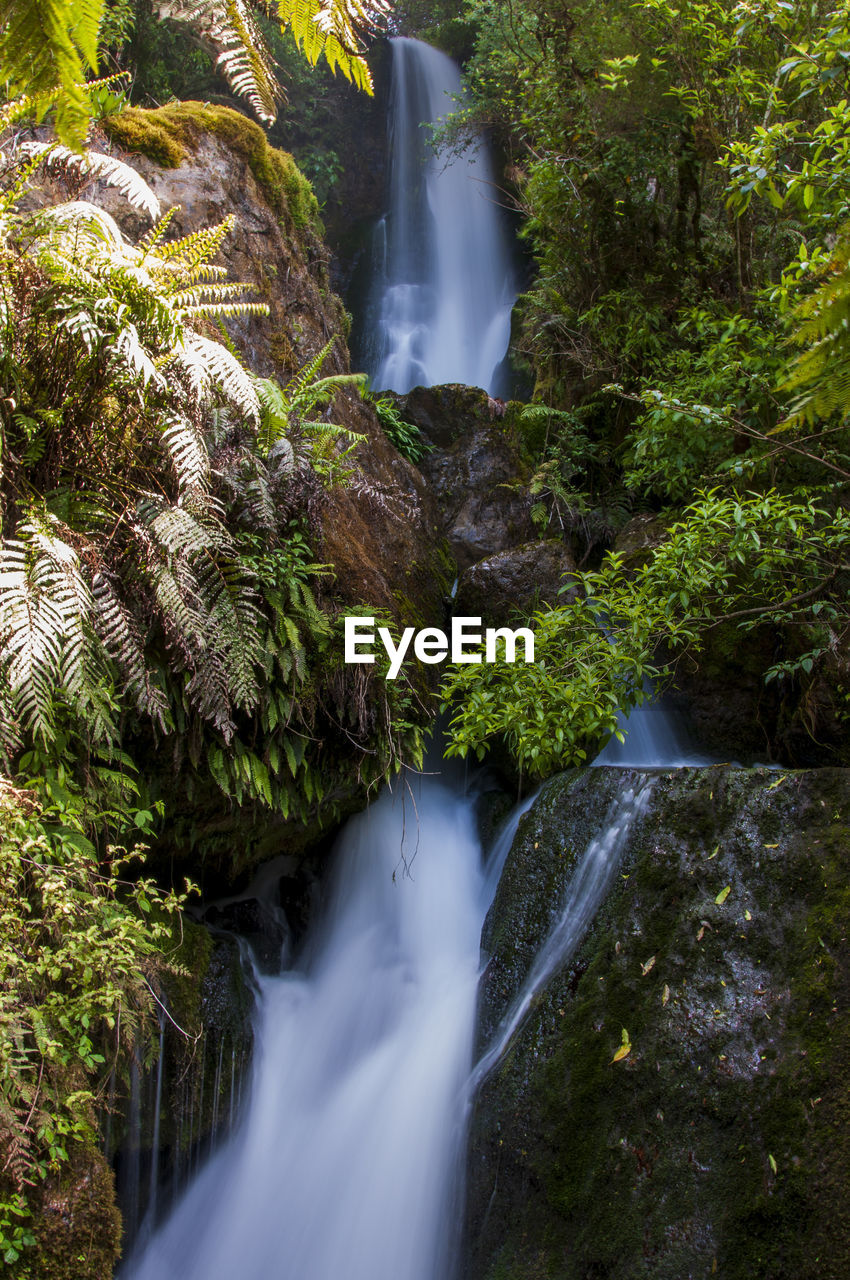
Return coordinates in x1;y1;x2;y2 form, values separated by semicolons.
454;539;577;627
466;764;850;1280
383;385;535;570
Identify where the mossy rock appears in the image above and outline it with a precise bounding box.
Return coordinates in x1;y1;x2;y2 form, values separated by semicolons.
104;103;321;233
466;764;850;1280
28;1145;122;1280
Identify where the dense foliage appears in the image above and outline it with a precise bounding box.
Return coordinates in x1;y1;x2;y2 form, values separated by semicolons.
0;15;425;1260
0;0;389;149
439;0;850;773
0;779;186;1269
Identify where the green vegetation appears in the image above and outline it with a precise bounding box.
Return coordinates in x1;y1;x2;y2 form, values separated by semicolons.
0;41;427;1262
438;0;850;774
0;778;188;1273
369;394;431;463
0;0;389;149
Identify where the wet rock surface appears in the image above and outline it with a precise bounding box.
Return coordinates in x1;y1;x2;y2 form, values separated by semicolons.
455;539;577;627
383;385;534;570
465;765;850;1280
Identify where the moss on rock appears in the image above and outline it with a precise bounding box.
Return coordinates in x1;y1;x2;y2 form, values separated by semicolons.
104;103;321;232
466;765;850;1280
29;1146;122;1280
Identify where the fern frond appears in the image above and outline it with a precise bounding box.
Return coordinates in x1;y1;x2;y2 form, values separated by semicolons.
276;0;388;92
140;499;225;555
28;198;126;248
194;551;261;707
154;0;280;123
90;573;170;728
18;143;161;219
154;214;235;268
181;301;270;320
283;336;337;404
0;518;115;744
182;333;260;422
781;229;850;428
137;205;180;260
0;0;104;148
161;413;211;493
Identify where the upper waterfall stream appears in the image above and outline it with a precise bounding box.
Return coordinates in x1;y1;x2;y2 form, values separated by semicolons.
363;37;517;393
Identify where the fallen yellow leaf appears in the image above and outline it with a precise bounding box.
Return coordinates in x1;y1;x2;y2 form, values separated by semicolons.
611;1028;631;1064
662;984;670;1006
715;885;731;905
641;955;656;976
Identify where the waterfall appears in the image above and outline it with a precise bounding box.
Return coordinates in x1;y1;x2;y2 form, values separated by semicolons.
471;779;654;1089
594;697;713;768
123;774;497;1280
365;37;517;394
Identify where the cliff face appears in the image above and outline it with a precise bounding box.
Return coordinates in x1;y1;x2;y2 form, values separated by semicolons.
466;765;850;1280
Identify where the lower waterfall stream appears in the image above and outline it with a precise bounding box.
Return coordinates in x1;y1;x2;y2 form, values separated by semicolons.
124;772;502;1280
123;707;702;1280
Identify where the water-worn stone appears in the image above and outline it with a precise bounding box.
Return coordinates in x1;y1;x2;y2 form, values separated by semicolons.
466;765;850;1280
383;385;534;569
455;540;577;626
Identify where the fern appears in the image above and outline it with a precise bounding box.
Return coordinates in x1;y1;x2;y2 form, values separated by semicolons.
155;0;279;123
0;0;104;148
277;0;391;93
781;229;850;429
90;572;170;728
179;334;261;423
18;142;161;219
161;412;211;493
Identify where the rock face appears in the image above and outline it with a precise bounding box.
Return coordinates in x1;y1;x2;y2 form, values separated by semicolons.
112;916;255;1253
385;385;535;570
466;764;850;1280
92;104;448;629
455;539;577;626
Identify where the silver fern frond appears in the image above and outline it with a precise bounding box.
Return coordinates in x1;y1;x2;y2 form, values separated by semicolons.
18;143;161;219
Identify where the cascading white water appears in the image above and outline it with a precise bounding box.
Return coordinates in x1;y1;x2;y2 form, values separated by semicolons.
472;779;654;1089
123;774;521;1280
124;755;690;1279
594;697;712;768
367;37;516;394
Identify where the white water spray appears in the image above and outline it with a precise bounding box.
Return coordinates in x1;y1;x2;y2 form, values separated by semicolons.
125;776;492;1280
368;38;516;393
594;697;712;768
